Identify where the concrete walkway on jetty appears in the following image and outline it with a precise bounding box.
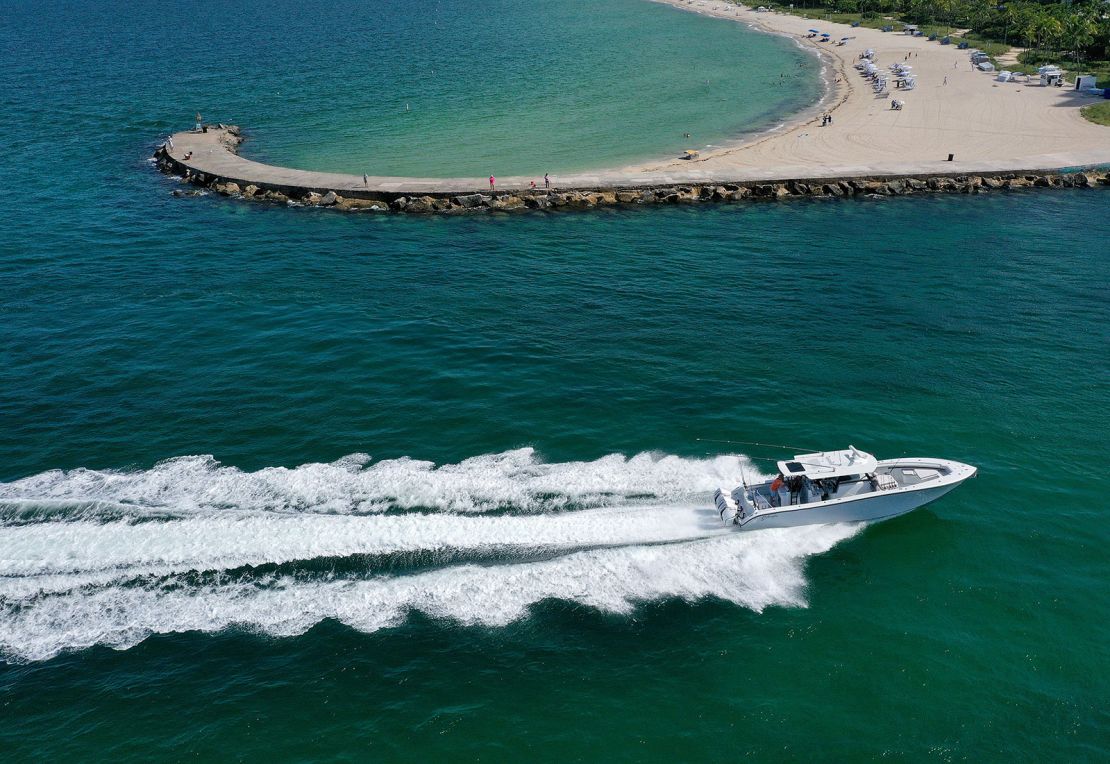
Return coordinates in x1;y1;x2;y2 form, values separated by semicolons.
159;0;1110;199
164;126;1110;198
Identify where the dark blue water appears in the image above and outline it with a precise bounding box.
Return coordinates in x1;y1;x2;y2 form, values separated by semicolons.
1;0;1109;759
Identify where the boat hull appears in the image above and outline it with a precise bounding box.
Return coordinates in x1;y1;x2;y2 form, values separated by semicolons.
717;458;976;530
734;481;959;530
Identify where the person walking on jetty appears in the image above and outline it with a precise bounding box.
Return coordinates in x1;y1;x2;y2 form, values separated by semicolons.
489;175;496;192
363;173;368;187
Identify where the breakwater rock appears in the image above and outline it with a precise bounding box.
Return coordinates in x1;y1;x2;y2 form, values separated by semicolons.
154;140;1109;215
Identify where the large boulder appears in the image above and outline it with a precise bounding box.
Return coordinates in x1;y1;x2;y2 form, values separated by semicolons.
335;197;382;211
455;193;488;209
319;191;339;206
406;195;437;213
490;195;526;211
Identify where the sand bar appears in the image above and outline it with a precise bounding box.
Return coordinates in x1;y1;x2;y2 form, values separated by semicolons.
162;1;1110;194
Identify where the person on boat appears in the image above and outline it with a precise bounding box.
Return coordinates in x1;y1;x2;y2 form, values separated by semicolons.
770;473;785;506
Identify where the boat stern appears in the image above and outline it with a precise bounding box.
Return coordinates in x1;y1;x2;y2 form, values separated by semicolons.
714;488;740;524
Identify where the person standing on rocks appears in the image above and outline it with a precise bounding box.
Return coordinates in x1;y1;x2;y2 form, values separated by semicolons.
489;175;496;192
544;173;550;189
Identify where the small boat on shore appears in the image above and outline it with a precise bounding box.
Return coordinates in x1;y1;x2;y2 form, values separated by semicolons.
714;446;976;530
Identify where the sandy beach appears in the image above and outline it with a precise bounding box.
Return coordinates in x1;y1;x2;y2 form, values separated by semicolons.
632;0;1109;178
164;0;1110;192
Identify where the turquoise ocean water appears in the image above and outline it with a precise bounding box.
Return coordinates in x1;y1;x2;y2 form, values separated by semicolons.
2;0;1109;760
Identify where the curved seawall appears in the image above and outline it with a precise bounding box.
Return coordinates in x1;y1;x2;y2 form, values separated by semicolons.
155;125;1109;213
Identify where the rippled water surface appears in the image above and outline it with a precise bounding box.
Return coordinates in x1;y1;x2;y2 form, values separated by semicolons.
1;0;1109;760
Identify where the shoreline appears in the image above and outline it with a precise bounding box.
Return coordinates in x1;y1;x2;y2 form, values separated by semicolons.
637;0;842;165
154;0;1110;206
621;0;1109;177
646;0;848;161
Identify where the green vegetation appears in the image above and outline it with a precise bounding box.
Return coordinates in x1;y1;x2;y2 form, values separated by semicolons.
765;0;1110;85
1018;50;1110;86
1080;100;1110;126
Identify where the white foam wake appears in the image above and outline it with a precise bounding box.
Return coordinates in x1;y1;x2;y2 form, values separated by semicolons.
0;524;861;663
0;448;758;516
0;449;860;664
0;505;722;583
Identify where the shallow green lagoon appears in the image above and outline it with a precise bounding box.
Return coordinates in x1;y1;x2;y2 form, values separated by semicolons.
1;0;1109;760
2;0;818;178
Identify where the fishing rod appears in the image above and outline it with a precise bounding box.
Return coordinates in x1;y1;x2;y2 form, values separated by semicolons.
699;439;870;476
695;438;816;453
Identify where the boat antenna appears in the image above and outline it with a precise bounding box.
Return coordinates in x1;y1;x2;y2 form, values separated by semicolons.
695;437;816;453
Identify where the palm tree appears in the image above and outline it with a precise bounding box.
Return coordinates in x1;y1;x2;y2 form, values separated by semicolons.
1062;11;1095;67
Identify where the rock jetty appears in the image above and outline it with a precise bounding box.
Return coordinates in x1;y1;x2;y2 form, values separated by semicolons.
154;128;1109;215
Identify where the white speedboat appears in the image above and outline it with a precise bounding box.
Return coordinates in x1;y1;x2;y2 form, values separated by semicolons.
714;446;975;530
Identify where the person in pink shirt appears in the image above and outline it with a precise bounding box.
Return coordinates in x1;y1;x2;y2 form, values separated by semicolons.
489;175;495;192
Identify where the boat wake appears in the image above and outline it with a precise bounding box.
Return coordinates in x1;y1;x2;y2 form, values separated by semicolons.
0;449;861;662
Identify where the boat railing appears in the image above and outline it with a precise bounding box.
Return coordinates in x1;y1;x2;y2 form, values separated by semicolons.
751;492;774;511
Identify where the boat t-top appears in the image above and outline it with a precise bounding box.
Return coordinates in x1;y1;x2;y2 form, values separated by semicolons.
715;446;976;530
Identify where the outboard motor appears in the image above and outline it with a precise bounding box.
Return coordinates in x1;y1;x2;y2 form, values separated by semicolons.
715;488;753;525
715;488;739;524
